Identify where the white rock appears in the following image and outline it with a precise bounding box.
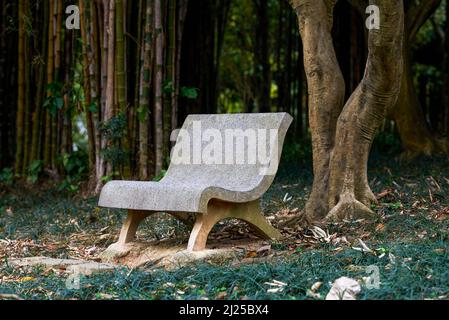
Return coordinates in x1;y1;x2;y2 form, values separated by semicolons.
326;277;361;300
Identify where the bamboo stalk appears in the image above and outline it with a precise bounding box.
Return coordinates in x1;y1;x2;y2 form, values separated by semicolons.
80;0;96;171
43;0;55;167
30;0;49;163
154;0;164;175
15;0;26;175
139;0;154;180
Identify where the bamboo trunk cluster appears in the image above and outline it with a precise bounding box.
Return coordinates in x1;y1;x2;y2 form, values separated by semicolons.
6;0;190;192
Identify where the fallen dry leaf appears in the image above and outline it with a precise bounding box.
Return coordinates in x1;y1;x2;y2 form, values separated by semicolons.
311;281;323;291
18;276;36;283
216;292;227;299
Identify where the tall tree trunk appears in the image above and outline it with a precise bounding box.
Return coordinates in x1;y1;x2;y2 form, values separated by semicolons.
139;0;153;180
105;0;116;175
49;0;63;170
131;0;144;176
115;0;130;176
154;0;164;176
348;0;445;158
90;0;103;190
387;0;448;158
173;0;189;129
291;0;404;221
253;0;271;113
115;0;126;115
163;0;176;160
0;1;6;168
62;29;73;157
444;0;449;134
31;0;49;163
22;2;31;174
291;0;346;220
2;1;18;169
389;46;448;158
79;0;96;172
15;0;26;175
44;0;55;168
95;0;116;193
327;1;404;220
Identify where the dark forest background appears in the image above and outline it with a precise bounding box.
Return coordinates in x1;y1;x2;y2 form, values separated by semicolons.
0;0;448;193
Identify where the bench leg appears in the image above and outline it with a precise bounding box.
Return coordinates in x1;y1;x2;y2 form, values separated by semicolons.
187;200;282;252
117;210;152;245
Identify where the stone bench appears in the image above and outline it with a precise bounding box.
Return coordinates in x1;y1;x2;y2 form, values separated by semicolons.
99;113;292;253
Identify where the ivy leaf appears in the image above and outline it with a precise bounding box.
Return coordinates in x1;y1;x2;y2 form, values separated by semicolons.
181;87;199;100
163;80;174;94
89;103;99;113
43;98;50;108
137;106;150;122
56;97;64;109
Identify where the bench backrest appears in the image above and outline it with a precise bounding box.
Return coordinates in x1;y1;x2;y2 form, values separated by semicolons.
163;113;292;195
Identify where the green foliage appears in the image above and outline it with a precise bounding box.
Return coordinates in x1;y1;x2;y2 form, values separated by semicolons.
282;142;312;163
163;80;174;94
62;151;88;176
100;171;122;184
372;131;402;154
180;87;199;100
414;2;446;49
164;80;198;100
0;168;14;185
88;103;99;114
101;174;115;183
101;114;127;142
153;169;167;182
27;160;43;184
58;151;89;193
43;82;64;117
100;114;129;168
137;106;150;123
101;146;129;168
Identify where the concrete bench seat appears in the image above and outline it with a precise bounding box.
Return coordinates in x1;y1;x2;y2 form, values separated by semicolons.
99;113;292;252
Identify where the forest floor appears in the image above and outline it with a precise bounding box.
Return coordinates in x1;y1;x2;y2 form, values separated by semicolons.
1;143;449;300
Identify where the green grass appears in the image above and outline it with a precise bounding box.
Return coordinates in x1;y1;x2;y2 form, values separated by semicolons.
1;148;449;300
1;240;449;300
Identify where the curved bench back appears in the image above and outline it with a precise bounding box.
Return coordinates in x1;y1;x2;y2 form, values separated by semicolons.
164;113;293;194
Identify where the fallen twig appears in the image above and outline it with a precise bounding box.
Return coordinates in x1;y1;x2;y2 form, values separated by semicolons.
0;293;24;300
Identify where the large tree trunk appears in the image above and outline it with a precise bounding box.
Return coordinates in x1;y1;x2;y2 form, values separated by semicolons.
290;0;346;220
347;0;446;158
291;0;404;221
387;0;448;158
327;0;404;220
389;46;448;158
